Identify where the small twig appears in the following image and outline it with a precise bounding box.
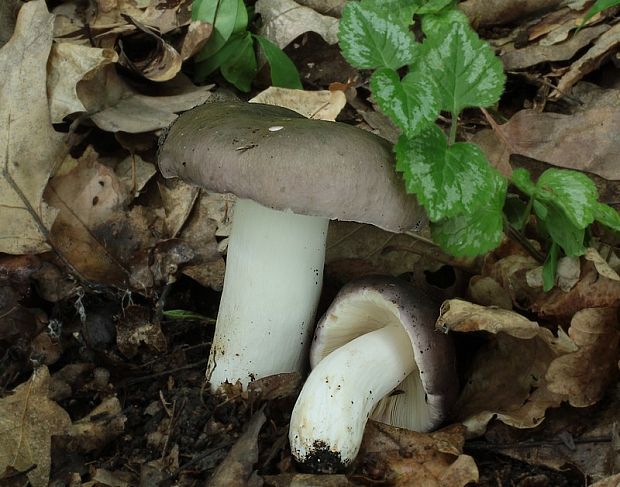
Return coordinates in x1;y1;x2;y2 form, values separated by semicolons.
504;219;546;263
117;359;210;387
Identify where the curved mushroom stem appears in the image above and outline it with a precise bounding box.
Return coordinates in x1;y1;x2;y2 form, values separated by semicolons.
206;198;328;390
289;325;416;473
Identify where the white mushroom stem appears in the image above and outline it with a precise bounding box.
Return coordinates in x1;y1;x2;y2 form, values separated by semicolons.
206;198;329;390
289;324;415;470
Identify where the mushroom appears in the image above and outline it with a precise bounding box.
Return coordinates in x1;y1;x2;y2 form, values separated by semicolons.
157;101;425;390
289;276;458;473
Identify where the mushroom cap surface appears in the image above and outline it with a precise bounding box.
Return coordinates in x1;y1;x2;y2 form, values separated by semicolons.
311;275;458;428
158;101;424;233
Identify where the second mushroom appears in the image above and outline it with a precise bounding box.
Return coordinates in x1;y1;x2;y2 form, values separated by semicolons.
289;276;458;473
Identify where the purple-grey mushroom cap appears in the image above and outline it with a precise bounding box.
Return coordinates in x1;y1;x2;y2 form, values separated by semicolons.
157;101;424;233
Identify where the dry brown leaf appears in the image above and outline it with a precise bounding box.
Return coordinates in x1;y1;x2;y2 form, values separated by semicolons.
458;0;563;26
0;0;67;254
255;0;339;49
179;192;228;291
48;42;118;122
61;397;126;452
0;367;72;487
441;299;620;437
474;84;620;181
501;24;609;70
45;147;167;289
591;473;620;486
54;0;192;42
546;307;620;407
209;409;266;487
116;154;156;196
553;22;620;98
78;67;213;133
358;422;478;486
530;262;620;319
585;247;620;281
467;276;513;309
250;87;346;120
45;149;131;284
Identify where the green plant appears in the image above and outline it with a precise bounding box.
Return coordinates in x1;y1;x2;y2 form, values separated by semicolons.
579;0;620;28
191;0;302;91
338;0;620;287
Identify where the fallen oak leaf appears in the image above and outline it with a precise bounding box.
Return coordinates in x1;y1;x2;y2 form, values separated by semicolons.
0;367;72;487
0;0;67;254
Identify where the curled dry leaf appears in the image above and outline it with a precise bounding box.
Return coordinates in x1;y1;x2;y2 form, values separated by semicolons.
0;367;72;487
546;307;620;407
250;87;346;120
255;0;339;49
48;43;118;123
440;300;620;436
117;17;182;82
0;0;67;254
501;24;610;70
552;23;620;99
358;422;478;486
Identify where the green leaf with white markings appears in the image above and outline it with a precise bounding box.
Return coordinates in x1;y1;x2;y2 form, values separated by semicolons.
371;68;439;137
594;203;620;231
395;125;495;221
421;21;505;114
535;169;598;229
338;1;417;70
431;171;507;257
512;168;536;196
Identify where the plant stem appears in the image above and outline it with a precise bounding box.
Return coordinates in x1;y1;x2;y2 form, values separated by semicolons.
448;114;458;145
503;217;545;263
